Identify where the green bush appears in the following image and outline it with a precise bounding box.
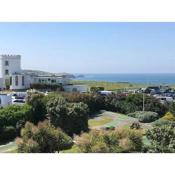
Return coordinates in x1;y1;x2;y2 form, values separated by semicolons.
16;120;73;153
90;86;104;93
62;92;105;114
0;104;32;129
75;128;143;153
130;122;141;130
60;93;168;116
46;96;89;136
30;83;63;91
161;112;175;121
153;119;175;127
0;126;16;142
26;92;47;124
146;124;175;153
125;94;168;116
128;111;159;123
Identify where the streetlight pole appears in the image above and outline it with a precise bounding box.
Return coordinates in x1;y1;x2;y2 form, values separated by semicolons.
143;92;145;112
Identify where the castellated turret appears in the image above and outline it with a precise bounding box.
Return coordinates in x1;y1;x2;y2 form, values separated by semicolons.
0;54;22;89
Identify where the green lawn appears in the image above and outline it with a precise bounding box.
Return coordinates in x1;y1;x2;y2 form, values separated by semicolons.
72;80;175;91
88;116;113;127
61;145;81;153
71;80;145;91
88;111;152;129
0;141;17;153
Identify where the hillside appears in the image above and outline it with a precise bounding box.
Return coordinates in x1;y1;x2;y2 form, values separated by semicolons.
22;69;75;78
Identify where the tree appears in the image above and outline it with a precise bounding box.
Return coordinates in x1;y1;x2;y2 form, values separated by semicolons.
0;104;32;129
26;92;47;124
62;92;105;114
46;96;89;136
16;120;73;153
146;124;175;153
0;104;32;142
125;94;168;116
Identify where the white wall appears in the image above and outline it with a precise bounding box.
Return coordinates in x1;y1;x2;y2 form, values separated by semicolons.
0;55;21;77
0;94;12;107
10;74;25;90
0;55;21;88
0;78;4;89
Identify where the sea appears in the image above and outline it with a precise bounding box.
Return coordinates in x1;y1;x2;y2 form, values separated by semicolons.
74;73;175;85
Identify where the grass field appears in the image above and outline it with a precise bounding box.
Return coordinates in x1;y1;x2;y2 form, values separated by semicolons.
89;111;152;129
88;116;113;127
72;80;175;91
71;80;145;91
0;141;17;153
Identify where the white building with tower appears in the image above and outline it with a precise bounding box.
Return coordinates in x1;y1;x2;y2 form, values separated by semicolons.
0;54;89;93
0;54;72;90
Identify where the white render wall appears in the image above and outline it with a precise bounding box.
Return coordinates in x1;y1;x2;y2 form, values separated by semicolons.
10;74;28;90
0;55;21;78
0;94;12;107
0;54;73;90
0;55;21;88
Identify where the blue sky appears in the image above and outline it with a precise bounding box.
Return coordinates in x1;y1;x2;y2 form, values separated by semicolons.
0;22;175;73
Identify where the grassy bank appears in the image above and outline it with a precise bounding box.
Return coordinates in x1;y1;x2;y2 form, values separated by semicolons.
71;80;146;90
72;80;175;91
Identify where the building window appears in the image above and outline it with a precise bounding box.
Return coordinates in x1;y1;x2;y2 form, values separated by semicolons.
51;79;56;83
5;69;9;75
10;77;12;85
22;76;25;86
15;76;18;86
5;60;9;66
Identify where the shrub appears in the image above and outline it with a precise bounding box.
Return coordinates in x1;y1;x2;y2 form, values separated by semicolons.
169;102;175;115
153;119;175;127
161;112;175;121
62;93;105;114
90;86;104;93
146;124;175;153
128;111;159;123
46;96;89;136
130;122;141;130
26;92;47;124
30;83;63;91
59;93;168;116
0;104;32;129
0;126;16;142
125;94;168;116
75;128;143;153
16;120;73;153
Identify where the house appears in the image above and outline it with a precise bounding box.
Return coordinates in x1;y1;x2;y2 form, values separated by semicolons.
0;54;89;93
0;55;72;90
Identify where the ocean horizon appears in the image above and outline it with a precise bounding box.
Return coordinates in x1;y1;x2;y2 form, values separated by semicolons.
74;73;175;84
